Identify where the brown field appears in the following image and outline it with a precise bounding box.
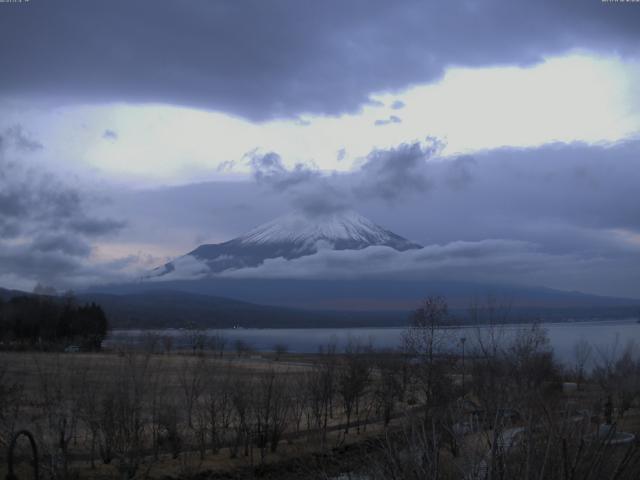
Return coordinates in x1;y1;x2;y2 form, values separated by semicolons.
0;348;418;479
4;320;640;480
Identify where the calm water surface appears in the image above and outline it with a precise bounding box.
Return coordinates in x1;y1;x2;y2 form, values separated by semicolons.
107;319;640;365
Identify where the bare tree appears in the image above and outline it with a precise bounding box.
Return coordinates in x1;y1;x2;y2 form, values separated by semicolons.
178;356;206;429
469;321;562;479
288;373;310;437
338;339;372;434
184;322;207;356
273;342;289;361
157;401;182;459
572;338;592;390
162;335;173;355
148;369;168;461
364;416;446;480
252;369;291;461
307;342;338;448
209;331;227;358
0;356;23;448
593;339;640;420
142;332;161;354
373;354;403;428
206;367;234;454
33;354;84;479
109;352;153;479
229;374;253;459
403;296;454;425
77;366;105;469
234;339;252;358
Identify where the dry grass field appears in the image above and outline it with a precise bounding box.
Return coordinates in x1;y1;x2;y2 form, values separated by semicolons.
4;319;640;479
0;348;418;479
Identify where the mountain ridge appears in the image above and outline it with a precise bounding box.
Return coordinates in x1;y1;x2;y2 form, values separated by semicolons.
151;210;421;278
4;285;639;329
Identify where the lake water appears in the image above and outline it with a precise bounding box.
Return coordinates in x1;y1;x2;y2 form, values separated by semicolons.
107;319;640;366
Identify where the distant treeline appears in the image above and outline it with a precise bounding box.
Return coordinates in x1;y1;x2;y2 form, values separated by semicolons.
0;294;108;350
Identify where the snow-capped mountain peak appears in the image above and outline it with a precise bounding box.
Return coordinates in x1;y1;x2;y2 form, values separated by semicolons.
239;210;410;247
150;210;421;278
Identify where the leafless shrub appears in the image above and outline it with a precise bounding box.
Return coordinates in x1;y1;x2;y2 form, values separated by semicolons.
205;367;234;454
33;354;84;479
157;401;182;459
178;356;206;430
364;415;451;480
288;373;310;437
252;369;291;461
592;337;640;421
338;339;373;434
108;353;154;479
184;323;207;356
142;332;161;354
209;331;227;358
234;339;253;358
572;338;593;390
307;342;338;448
373;354;404;428
0;356;23;448
403;296;456;424
274;342;289;360
229;374;253;459
162;335;173;355
177;451;203;479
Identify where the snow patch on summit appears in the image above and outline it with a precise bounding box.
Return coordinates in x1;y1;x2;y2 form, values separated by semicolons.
239;210;410;247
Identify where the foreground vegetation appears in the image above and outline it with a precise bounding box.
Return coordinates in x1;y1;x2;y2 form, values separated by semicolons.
2;297;640;479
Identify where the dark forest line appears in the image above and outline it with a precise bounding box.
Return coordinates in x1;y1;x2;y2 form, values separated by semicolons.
0;292;108;350
1;287;639;332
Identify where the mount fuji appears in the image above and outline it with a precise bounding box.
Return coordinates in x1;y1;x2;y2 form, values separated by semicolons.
87;211;640;326
151;210;422;278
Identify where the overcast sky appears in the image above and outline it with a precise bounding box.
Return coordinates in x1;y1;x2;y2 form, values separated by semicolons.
1;0;640;297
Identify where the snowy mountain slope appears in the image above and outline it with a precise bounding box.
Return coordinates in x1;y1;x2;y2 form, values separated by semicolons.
239;210;416;247
151;210;421;277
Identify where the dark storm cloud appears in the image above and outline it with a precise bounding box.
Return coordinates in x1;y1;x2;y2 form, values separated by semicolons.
0;156;124;240
248;151;320;190
1;1;639;120
246;139;442;215
374;115;402;126
31;233;92;257
294;188;351;217
0;146;126;287
242;137;450;218
354;139;442;202
247;151;348;216
68;217;127;236
0;245;83;281
0;242;138;290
